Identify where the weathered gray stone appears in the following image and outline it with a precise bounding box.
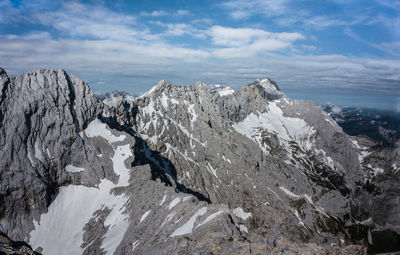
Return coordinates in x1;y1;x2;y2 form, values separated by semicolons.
0;69;399;254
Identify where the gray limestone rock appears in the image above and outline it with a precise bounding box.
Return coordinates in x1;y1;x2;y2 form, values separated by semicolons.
0;69;104;240
0;68;398;254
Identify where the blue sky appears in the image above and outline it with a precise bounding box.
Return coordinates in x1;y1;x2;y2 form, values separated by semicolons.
0;0;399;110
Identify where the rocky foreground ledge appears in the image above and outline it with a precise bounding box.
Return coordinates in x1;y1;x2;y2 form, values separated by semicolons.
0;68;399;254
0;231;40;255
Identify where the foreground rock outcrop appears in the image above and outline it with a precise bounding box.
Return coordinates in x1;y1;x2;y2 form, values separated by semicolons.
0;68;399;254
0;231;40;255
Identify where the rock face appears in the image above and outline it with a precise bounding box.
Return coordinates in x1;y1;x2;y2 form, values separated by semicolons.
0;68;107;241
0;231;40;255
0;68;399;254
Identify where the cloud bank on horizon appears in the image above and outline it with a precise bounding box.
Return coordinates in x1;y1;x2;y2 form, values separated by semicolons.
0;0;399;110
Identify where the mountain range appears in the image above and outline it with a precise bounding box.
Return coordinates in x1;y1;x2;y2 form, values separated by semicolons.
0;68;399;254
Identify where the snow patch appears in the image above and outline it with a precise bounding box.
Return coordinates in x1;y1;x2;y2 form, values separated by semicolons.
169;197;181;210
65;165;84;173
140;210;151;223
111;144;132;186
233;207;252;220
161;212;176;228
258;78;279;91
132;240;140;252
46;148;51;158
325;118;336;126
197;211;224;228
160;93;179;109
165;143;198;165
210;84;235;96
30;144;132;255
368;164;384;175
160;195;167;206
27;151;34;165
205;161;218;179
188;104;197;129
279;186;328;217
182;196;192;202
239;224;248;233
84;119;126;144
292;209;306;228
34;140;44;162
233;101;315;155
170;207;207;237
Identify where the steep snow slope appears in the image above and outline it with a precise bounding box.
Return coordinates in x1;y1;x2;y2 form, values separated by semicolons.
30;120;132;254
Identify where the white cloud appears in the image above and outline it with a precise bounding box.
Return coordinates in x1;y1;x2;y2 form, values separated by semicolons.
220;0;397;37
300;44;318;51
208;26;304;57
140;10;168;17
5;31;51;40
0;0;399;110
381;42;400;52
213;39;291;58
221;0;289;19
345;28;400;57
0;2;211;73
376;0;400;10
191;18;213;25
1;33;399;108
150;21;206;38
159;23;196;36
30;2;145;42
209;26;303;46
140;9;189;18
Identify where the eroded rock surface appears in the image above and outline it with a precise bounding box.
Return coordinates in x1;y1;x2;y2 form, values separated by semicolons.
0;68;399;254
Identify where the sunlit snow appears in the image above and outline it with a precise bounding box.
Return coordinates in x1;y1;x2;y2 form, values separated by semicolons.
30;123;132;255
65;165;84;173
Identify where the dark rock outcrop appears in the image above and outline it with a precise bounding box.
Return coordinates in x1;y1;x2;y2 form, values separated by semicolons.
0;231;40;255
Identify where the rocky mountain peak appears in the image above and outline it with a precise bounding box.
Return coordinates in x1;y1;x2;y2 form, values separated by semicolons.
156;79;172;88
255;77;281;91
98;91;135;108
138;79;173;99
193;81;209;89
209;84;235;97
1;68;399;254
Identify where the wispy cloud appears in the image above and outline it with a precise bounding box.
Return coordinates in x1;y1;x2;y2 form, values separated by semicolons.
0;0;399;110
376;0;400;10
140;9;189;18
175;10;190;16
221;0;398;33
207;26;304;58
381;42;400;53
140;10;168;17
344;27;400;57
221;0;289;19
0;2;210;67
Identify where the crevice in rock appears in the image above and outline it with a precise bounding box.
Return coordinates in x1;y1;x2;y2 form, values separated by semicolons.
65;74;81;134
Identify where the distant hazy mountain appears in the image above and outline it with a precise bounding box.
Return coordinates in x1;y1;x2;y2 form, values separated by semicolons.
0;68;399;254
323;104;400;144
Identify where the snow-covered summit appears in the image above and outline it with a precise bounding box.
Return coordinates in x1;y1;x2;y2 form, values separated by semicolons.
210;84;235;97
249;78;281;92
99;91;135;108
